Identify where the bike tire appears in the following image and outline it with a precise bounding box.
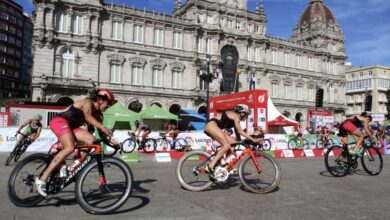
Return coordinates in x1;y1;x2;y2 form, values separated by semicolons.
5;143;22;165
262;139;272;151
238;152;282;194
174;138;189;152
121;138;137;153
324;145;349;177
14;144;28;162
360;147;383;176
75;157;133;214
7;153;50;207
301;139;309;149
287;139;297;150
155;138;169;152
176;151;213;192
143;139;156;153
316;139;324;149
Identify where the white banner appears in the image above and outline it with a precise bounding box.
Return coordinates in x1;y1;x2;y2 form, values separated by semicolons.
0;127;293;152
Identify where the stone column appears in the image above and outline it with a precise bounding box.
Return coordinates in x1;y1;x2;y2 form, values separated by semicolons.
35;5;44;28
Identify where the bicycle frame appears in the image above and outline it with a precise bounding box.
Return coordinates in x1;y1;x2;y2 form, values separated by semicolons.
225;147;261;172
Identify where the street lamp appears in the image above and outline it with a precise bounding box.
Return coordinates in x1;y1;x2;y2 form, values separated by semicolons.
195;54;221;120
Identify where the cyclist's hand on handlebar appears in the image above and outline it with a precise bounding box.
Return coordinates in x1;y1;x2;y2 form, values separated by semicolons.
101;126;112;137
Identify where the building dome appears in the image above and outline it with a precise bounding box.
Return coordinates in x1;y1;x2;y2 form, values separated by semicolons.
298;0;335;27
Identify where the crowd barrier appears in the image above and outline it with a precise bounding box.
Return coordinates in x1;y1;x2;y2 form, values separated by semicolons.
1;127;389;160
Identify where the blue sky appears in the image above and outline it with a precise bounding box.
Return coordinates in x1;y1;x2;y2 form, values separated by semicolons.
18;0;390;66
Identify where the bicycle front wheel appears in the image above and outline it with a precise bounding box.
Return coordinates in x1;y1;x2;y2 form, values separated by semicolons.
121;138;137;153
316;139;324;149
262;139;272;151
155;138;169;152
361;147;383;176
174;138;189;152
7;153;50;207
324;146;349;177
14;144;28;162
287;139;297;150
238;152;282;194
75;157;133;214
176;151;213;192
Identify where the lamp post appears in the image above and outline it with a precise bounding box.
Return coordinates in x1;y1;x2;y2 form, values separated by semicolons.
195;54;221;120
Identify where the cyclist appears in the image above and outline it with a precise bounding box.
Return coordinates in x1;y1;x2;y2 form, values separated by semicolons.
251;125;265;147
15;113;43;147
203;104;261;179
34;88;115;197
375;125;386;148
319;126;331;146
293;124;304;147
339;112;373;156
134;120;151;143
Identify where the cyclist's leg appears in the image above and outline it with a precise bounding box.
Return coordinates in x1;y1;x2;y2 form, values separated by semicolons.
204;123;232;170
74;129;96;163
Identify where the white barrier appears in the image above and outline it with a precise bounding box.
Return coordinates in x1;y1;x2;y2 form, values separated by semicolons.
0;127;292;152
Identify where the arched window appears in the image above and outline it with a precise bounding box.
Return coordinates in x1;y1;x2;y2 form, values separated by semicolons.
61;49;75;78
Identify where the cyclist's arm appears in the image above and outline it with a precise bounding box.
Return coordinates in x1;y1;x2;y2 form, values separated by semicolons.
362;118;373;137
231;115;257;142
17;119;31;133
32;127;43;141
82;99;111;136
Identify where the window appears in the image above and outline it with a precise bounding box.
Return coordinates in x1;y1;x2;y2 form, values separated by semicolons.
73;15;83;34
61;49;75;78
152;68;163;87
0;22;7;31
173;32;182;49
308;57;314;71
247;46;253;61
297;55;302;69
197;36;205;53
308;87;314;101
368;70;373;76
0;45;5;52
9;26;16;34
9;16;16;24
8;36;15;44
133;25;144;43
131;66;143;85
57;12;68;32
254;47;261;62
332;62;336;74
271;83;278;98
271;50;277;65
172;70;182;89
0;33;6;41
15;40;21;47
1;12;9;20
112;21;123;40
154;28;164;46
228;20;233;28
284;52;289;67
206;38;212;54
284;85;291;99
206;15;212;24
110;64;121;83
297;86;303;100
236;22;240;30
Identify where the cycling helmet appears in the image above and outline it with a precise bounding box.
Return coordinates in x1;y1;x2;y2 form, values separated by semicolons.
235;104;251;115
33;113;43;121
97;88;115;105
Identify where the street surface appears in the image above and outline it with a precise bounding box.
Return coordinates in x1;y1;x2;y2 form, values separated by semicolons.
1;152;389;220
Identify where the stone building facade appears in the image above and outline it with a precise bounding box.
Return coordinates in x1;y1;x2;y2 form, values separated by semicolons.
345;65;390;120
31;0;347;124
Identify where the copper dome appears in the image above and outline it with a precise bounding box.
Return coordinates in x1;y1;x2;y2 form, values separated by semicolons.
299;0;335;26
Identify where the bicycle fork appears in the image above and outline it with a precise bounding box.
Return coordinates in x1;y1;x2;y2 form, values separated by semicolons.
249;151;262;173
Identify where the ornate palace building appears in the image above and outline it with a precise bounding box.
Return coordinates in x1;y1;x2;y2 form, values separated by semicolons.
31;0;347;123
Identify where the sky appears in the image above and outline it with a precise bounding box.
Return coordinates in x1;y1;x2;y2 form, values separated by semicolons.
17;0;390;67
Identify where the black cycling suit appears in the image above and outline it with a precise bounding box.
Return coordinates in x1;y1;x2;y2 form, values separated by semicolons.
204;111;235;137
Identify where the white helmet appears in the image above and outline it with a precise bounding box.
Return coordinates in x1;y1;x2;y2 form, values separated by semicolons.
235;104;251;115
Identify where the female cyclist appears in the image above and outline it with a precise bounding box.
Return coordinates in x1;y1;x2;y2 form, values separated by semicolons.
34;88;115;197
15;113;43;145
203;104;261;179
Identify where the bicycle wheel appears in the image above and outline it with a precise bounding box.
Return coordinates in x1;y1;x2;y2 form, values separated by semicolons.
5;143;21;165
75;157;133;214
238;152;281;194
262;139;272;151
325;139;334;149
324;146;349;177
287;139;297;150
121;138;137;153
301;139;309;149
316;139;324;149
174;138;189;152
176;151;213;192
7;153;50;207
155;138;169;152
14;144;28;162
360;147;383;176
143;139;156;153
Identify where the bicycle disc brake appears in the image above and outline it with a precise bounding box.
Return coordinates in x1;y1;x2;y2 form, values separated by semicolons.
214;166;230;182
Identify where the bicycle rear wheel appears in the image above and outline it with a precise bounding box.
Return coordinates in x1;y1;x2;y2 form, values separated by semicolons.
75;157;133;214
7;153;49;207
176;151;213;192
174;138;189;152
238;152;281;194
287;139;297;150
155;138;169;152
316;139;324;149
262;139;272;151
324;146;349;177
360;147;383;175
14;144;28;162
143;139;156;153
121;138;136;153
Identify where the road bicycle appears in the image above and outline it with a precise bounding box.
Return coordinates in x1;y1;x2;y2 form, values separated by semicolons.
155;132;189;152
7;137;134;214
176;140;282;193
324;136;383;177
315;135;334;149
287;135;309;150
250;138;272;151
121;132;156;153
5;132;32;166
